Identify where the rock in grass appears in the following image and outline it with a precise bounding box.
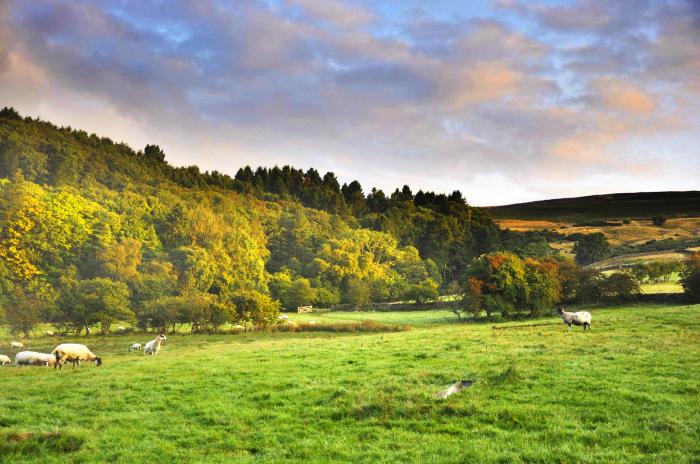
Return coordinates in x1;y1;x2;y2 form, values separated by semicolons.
434;379;475;399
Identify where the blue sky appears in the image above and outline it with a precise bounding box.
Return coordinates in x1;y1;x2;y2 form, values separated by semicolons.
0;0;698;205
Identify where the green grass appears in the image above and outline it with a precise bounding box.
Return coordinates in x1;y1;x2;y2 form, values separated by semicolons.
288;309;461;326
1;304;699;463
640;281;684;294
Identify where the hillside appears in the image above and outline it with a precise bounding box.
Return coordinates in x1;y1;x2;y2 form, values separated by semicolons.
487;191;700;222
0;107;507;327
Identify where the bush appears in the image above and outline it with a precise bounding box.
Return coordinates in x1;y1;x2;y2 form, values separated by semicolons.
652;215;667;226
600;272;640;303
573;233;611;265
228;290;280;330
457;277;483;319
404;279;439;304
272;320;410;333
482;295;515;318
681;253;700;302
3;289;45;337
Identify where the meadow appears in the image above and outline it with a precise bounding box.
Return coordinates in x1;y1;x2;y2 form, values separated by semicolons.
1;304;699;463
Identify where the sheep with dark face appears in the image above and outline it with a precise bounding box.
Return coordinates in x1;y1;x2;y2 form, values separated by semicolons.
557;307;592;331
52;343;102;370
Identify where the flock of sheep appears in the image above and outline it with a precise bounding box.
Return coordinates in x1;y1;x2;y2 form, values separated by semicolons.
0;334;168;370
1;308;589;374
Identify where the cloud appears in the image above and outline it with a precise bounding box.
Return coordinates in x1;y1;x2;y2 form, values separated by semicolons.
589;77;656;114
0;0;697;205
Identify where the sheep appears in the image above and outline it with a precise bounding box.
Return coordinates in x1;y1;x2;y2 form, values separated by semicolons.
144;334;166;356
556;307;592;331
52;343;102;370
117;326;127;334
0;355;10;366
10;341;25;350
435;380;476;399
44;331;55;337
15;351;56;367
129;343;142;352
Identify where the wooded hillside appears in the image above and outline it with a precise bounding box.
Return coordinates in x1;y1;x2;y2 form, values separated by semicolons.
0;107;507;332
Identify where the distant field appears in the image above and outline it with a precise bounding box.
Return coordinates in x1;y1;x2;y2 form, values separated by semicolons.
640;281;684;294
497;217;700;247
1;304;699;463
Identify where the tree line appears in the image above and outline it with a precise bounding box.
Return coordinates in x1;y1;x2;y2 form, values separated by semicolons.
1;107;697;336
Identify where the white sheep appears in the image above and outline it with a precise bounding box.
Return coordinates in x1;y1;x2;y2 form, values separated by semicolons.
10;341;25;350
435;380;476;399
0;355;10;366
15;351;56;367
129;343;142;352
144;334;166;356
557;307;592;331
117;326;127;334
44;331;55;337
52;343;102;370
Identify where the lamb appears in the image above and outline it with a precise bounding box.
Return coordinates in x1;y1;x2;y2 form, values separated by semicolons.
52;343;102;370
129;343;142;352
144;334;166;356
0;355;10;366
435;380;476;399
10;341;25;350
557;307;592;331
15;351;56;367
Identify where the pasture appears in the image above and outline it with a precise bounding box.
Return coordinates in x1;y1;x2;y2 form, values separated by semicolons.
1;304;699;463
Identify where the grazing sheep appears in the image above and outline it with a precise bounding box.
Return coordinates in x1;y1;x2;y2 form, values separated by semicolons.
129;343;142;352
44;331;55;337
435;380;476;399
10;341;25;350
52;343;102;370
117;326;127;334
15;351;56;367
556;307;592;331
278;314;289;321
144;334;166;356
0;355;10;366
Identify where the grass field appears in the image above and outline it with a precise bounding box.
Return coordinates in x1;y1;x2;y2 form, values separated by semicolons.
1;304;699;463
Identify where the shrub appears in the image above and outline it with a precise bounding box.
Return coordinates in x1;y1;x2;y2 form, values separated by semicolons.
600;272;640;303
652;215;667;226
272;320;409;333
681;253;700;302
457;277;483;319
573;233;611;265
482;295;514;318
404;279;439;304
3;289;45;337
228;290;280;330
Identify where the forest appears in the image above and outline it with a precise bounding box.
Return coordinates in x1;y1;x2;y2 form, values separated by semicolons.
0;107;693;335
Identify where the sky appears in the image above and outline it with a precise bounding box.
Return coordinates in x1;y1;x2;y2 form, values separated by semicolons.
0;0;698;206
